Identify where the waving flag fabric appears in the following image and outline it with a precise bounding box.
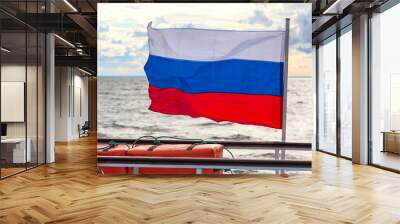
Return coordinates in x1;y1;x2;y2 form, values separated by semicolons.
144;23;286;128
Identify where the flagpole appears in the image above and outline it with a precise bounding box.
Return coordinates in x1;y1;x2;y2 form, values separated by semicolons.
280;18;290;160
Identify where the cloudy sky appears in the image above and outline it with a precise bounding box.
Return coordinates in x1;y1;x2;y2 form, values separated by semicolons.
98;3;311;77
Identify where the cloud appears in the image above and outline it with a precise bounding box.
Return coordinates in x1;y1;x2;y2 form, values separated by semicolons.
98;24;109;33
98;55;145;76
133;31;148;37
244;9;272;26
152;16;168;26
289;11;312;54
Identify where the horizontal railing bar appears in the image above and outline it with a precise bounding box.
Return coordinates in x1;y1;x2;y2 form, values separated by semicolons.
97;138;312;151
97;163;310;172
97;156;312;171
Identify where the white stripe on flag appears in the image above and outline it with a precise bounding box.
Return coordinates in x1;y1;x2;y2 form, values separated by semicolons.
147;23;285;63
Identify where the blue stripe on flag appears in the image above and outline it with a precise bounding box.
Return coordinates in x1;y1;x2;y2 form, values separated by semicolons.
144;55;284;96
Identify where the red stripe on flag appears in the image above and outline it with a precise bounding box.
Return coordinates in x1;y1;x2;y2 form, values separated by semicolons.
148;86;283;129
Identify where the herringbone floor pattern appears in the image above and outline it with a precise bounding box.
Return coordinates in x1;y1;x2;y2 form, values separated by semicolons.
1;136;400;223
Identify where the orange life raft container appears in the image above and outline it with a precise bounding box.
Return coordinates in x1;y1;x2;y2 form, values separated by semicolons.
97;143;224;175
97;144;130;174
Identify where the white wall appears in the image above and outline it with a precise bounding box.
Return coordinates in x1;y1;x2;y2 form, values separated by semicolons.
1;63;46;164
1;65;38;138
72;73;89;137
54;67;89;141
1;65;26;140
55;66;69;141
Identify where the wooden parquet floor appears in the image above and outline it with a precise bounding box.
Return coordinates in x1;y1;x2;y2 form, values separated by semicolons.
1;136;400;224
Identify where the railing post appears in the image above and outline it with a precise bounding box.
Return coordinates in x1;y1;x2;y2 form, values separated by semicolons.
195;168;202;175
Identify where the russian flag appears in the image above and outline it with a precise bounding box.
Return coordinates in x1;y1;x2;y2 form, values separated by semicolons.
144;23;286;129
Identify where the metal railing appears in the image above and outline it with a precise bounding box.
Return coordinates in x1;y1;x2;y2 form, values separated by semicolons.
97;139;312;174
